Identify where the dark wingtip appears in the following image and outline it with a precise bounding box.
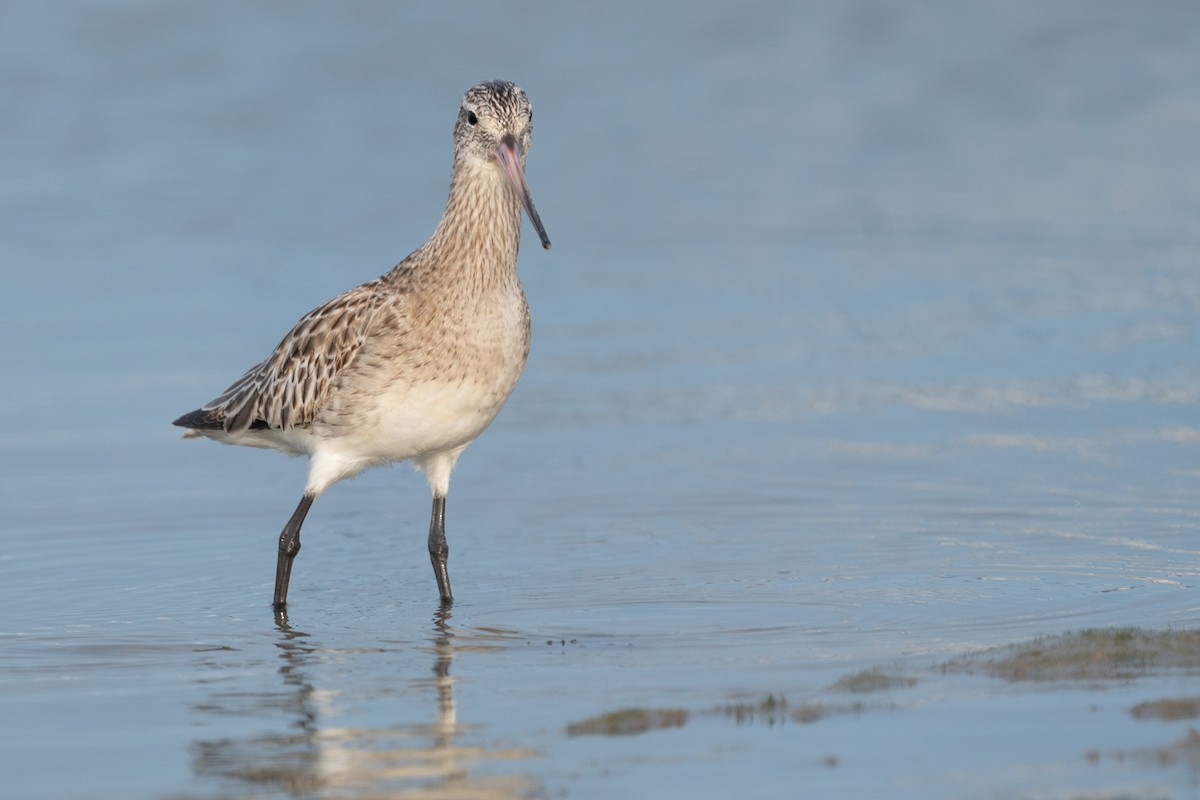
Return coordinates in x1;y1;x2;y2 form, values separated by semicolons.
173;409;221;430
174;407;272;432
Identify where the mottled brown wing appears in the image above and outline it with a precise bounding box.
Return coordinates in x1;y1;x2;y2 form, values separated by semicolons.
204;282;385;434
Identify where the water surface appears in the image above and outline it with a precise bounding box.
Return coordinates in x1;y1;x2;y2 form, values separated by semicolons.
2;2;1199;798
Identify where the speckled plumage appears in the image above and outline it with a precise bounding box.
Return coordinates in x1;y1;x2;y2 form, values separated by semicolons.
174;80;550;609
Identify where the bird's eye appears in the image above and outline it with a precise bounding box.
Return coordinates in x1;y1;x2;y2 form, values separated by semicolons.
466;110;478;126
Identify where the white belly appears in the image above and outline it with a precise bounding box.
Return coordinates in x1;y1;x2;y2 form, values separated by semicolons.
321;376;513;461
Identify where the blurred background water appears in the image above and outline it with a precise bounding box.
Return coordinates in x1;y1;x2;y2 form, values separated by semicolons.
1;2;1199;798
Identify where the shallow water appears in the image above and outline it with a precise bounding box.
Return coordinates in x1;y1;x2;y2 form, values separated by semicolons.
2;2;1200;798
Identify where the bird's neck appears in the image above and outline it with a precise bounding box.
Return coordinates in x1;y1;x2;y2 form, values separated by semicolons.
424;156;524;274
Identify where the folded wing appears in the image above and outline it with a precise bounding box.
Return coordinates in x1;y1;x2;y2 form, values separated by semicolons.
175;283;385;435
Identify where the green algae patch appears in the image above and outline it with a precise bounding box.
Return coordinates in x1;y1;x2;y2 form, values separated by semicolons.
1131;697;1200;721
943;628;1200;682
830;667;917;694
566;707;689;737
786;702;829;724
1089;727;1200;771
719;694;788;726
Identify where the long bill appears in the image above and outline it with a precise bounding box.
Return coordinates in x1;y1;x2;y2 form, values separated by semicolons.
496;135;552;250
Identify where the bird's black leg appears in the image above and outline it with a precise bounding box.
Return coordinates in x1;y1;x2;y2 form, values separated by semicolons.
428;495;453;604
274;494;315;610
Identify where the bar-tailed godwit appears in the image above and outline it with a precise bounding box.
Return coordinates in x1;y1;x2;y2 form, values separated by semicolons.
174;80;550;609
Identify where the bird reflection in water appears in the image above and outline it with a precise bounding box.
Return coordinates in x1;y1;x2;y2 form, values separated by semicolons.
186;608;540;798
